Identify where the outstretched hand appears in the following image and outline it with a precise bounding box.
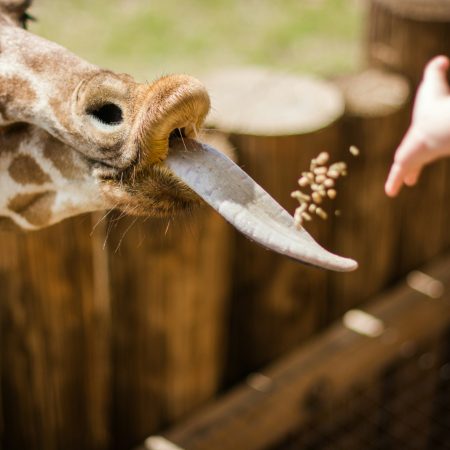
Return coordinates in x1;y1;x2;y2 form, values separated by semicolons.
385;55;450;197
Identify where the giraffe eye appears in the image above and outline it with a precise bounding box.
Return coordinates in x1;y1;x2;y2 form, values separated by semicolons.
87;103;123;126
20;12;36;30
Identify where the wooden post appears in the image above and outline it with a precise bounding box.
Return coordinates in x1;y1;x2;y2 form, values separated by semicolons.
367;0;450;273
0;215;111;450
203;68;345;378
367;0;450;88
330;69;411;316
141;254;450;450
108;132;234;450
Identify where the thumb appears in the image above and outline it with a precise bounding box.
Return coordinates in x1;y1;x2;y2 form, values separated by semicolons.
419;55;450;99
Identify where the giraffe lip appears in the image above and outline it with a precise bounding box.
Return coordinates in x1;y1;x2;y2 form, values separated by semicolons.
165;138;357;271
90;127;189;181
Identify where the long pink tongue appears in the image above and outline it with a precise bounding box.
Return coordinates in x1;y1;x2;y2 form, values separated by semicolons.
166;139;357;272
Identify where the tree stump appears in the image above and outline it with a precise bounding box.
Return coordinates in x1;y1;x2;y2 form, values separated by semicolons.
367;0;450;87
0;215;111;450
203;68;345;378
330;69;411;316
367;0;450;272
107;132;234;450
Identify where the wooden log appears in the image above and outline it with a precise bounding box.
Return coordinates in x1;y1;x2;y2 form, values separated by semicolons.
367;0;450;88
203;68;345;379
330;69;411;316
367;0;450;273
108;132;234;450
140;253;450;450
0;215;111;450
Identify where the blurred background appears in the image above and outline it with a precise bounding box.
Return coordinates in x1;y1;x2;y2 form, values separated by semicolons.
31;0;362;78
2;1;450;450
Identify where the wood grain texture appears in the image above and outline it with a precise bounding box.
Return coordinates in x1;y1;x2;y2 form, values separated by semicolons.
367;0;450;88
330;69;411;316
372;0;450;22
142;254;450;450
0;214;110;450
107;201;233;449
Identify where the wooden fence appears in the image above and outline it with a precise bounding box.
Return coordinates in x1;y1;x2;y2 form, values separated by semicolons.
1;1;450;449
142;253;450;450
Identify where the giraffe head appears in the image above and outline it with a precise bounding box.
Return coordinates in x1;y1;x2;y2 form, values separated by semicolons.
0;0;357;271
0;0;210;225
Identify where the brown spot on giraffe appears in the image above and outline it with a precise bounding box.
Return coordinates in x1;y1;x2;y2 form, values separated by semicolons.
8;191;56;227
0;76;37;122
0;123;31;154
22;50;62;75
43;138;82;180
9;154;51;185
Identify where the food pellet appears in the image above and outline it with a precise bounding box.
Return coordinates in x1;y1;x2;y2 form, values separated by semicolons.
316;152;329;165
316;208;328;220
291;149;353;229
313;167;327;176
291;190;311;202
312;192;322;204
302;172;314;182
331;162;347;171
297;203;307;213
315;174;326;184
327;189;337;199
298;177;310;187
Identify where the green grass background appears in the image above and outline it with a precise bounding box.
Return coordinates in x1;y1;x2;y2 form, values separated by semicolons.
30;0;364;82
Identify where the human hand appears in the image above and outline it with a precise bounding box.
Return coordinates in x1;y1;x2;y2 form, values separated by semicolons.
385;55;450;197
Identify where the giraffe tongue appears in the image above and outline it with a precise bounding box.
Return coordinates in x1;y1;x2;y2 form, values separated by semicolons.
166;139;357;272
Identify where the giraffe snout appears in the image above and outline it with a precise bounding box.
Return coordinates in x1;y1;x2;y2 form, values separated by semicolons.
133;74;211;165
74;72;210;169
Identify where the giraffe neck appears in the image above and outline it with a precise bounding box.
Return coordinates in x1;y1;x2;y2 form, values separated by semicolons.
0;124;107;230
0;19;98;147
0;18;113;230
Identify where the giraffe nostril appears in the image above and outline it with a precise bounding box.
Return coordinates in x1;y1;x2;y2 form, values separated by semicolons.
169;127;186;144
87;103;123;126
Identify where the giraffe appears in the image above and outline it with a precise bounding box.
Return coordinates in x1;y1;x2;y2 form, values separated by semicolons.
0;0;357;271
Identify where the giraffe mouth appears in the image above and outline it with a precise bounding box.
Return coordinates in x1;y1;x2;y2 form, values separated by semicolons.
165;137;357;272
87;74;356;271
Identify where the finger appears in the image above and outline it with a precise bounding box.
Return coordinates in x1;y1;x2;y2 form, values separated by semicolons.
385;128;427;197
385;162;405;197
419;55;450;99
404;166;422;186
